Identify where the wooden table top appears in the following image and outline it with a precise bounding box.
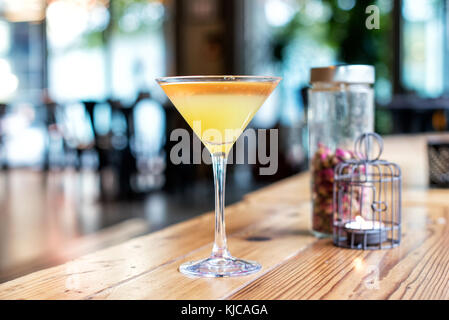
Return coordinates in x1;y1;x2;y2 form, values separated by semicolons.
1;134;448;300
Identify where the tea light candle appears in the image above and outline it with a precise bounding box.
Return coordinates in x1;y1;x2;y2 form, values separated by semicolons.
344;216;387;246
345;216;383;230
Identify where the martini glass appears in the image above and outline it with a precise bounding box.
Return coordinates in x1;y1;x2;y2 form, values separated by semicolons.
156;75;280;277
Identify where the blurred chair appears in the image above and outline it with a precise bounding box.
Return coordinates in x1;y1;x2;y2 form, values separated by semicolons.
58;102;95;170
131;91;166;192
42;98;65;171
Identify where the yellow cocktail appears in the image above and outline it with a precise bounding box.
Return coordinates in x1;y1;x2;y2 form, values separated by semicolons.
160;81;277;154
156;76;280;278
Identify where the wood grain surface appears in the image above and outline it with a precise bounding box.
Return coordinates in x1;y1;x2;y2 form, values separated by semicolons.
0;134;448;300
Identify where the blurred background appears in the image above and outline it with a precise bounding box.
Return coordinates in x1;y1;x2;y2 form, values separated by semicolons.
0;0;448;282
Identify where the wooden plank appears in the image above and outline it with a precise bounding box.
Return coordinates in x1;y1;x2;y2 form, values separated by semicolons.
88;202;315;300
244;173;310;205
0;199;309;299
1;135;449;300
0;218;150;284
229;205;449;300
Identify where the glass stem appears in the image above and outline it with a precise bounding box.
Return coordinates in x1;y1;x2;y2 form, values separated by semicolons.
211;153;231;259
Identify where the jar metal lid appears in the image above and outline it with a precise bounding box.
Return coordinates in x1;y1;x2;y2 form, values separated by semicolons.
310;64;375;84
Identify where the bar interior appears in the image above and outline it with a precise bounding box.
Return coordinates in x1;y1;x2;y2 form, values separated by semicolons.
0;0;448;300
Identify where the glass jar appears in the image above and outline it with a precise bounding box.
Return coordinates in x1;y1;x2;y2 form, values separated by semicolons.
308;65;375;237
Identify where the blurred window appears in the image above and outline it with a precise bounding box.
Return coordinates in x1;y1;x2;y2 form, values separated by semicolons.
46;0;166;102
245;0;449;116
402;0;447;97
110;0;165;101
0;20;18;102
46;0;110;101
0;17;45;103
0;0;167;168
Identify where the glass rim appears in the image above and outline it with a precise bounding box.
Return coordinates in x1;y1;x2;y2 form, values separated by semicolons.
155;75;282;84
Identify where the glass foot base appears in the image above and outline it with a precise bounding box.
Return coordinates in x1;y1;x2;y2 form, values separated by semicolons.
179;256;261;278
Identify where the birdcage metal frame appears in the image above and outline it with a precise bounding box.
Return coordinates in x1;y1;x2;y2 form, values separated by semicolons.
333;133;402;250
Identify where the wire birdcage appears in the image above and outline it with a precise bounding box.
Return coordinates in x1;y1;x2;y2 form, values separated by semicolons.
333;133;402;250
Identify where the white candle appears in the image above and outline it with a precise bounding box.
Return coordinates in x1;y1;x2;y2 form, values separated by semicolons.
345;216;384;230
